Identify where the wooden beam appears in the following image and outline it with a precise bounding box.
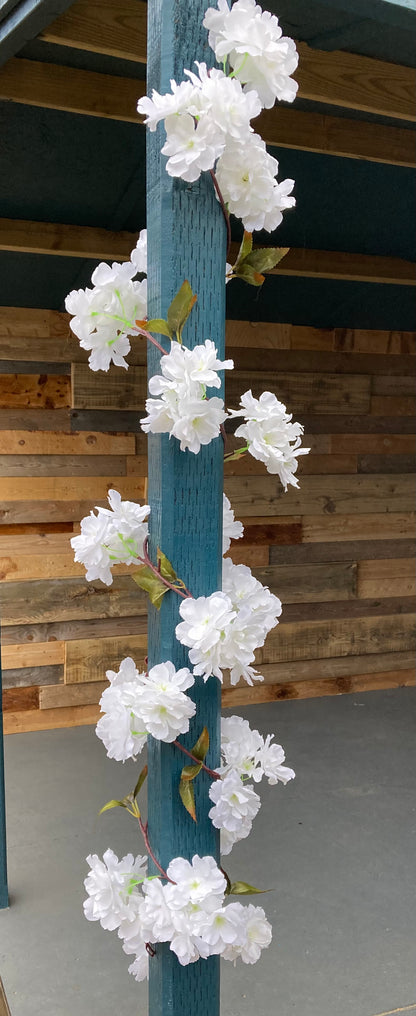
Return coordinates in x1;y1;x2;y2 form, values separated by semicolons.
40;0;416;121
0;58;413;168
1;219;415;286
296;41;416;122
0;0;75;69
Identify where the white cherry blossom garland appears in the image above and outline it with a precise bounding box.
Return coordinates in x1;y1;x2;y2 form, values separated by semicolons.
66;0;305;992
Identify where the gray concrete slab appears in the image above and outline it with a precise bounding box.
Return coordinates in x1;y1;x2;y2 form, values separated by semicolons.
0;688;415;1016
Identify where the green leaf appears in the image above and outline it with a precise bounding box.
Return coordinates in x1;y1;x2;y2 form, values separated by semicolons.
131;565;169;610
99;799;126;815
191;726;209;763
245;247;289;273
133;764;148;800
166;280;197;339
145;318;172;338
156;548;178;583
181;762;202;781
179;778;197;822
233;263;265;287
234;230;253;267
230;881;269;895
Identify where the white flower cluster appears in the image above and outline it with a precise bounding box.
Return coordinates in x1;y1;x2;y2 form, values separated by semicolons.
96;658;196;762
137;0;297;232
210;715;295;854
65;231;147;371
71;489;150;586
84;851;272;978
222;493;244;553
175;556;281;686
140;339;233;453
230;389;310;489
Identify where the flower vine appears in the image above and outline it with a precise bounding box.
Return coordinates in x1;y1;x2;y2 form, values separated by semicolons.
66;0;305;991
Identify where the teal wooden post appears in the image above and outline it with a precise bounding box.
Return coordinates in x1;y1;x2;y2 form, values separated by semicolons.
146;1;225;1013
0;646;8;909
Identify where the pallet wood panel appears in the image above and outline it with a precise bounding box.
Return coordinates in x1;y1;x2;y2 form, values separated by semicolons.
357;558;416;598
302;511;416;542
40;1;416;121
0;431;135;454
269;539;416;564
335;434;416;454
2;58;414;168
1;665;64;690
0;499;112;525
0;454;129;476
0;476;145;501
0;409;71;431
253;562;357;603
255;613;416;664
371;395;416;415
4;704;100;734
0;552;132;582
358;454;416;473
227;371;371;415
0;615;146;646
0;575;145;625
225;321;416;355
71;362;147;410
39;680;107;709
230;348;416;376
224;475;416;517
1;642;65;669
65;634;147;683
279;596;416;624
0;374;71;409
2;687;39;712
222;669;416;708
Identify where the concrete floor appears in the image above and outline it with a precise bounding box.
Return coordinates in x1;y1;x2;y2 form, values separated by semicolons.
0;689;415;1016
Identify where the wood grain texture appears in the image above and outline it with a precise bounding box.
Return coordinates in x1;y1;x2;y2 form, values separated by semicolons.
39;680;107;709
253;562;357;603
2;58;414;167
1;642;65;669
371;395;416;415
279;596;416;624
227;371;371;415
70;409;144;433
225;321;416;355
296;41;416;121
0;374;70;409
0;615;146;646
2;220;414;285
302;511;416;542
0;499;112;525
255;613;416;664
0;575;145;625
222;669;416;707
299;414;416;434
3;703;100;734
71;362;146;410
1;665;64;690
65;634;147;683
335;434;416;454
0;307;68;338
0;476;144;501
223;650;416;685
0;552;132;582
2;687;39;712
229;347;416;376
358;453;416;473
357;558;416;598
40;2;416;121
0;431;135;454
269;539;416;564
0;409;71;431
224;474;416;517
0;454;128;477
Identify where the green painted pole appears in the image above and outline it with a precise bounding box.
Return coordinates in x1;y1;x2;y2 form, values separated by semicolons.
146;1;225;1012
0;645;8;909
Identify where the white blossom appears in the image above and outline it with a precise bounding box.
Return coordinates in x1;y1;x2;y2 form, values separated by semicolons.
65;262;147;372
135;661;196;742
216;133;295;232
95;657;147;762
141;340;232;453
176;592;237;680
220;714;295;786
83;849;147;931
228;389;310;488
221;903;272;963
167;855;226;905
203;0;298;108
137;79;199;131
71;490;150;586
130;228;147;274
126;947;149;982
222;556;281;632
223;493;244;553
208;770;261;847
162;111;225;183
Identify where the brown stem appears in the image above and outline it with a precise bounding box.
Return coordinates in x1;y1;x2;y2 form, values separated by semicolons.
140;537;193;599
133;323;168;356
209;169;232;260
138;816;174;882
173;740;222;781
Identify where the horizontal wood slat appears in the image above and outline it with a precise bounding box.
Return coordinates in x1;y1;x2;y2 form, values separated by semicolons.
255;613;416;664
65;634;147;683
0;431;136;455
222;669;415;708
0;575;146;625
0;57;413;167
224;475;416;517
40;0;416;120
0;374;71;408
1;220;415;286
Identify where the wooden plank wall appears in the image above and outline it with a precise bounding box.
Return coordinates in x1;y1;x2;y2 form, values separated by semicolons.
0;309;415;733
